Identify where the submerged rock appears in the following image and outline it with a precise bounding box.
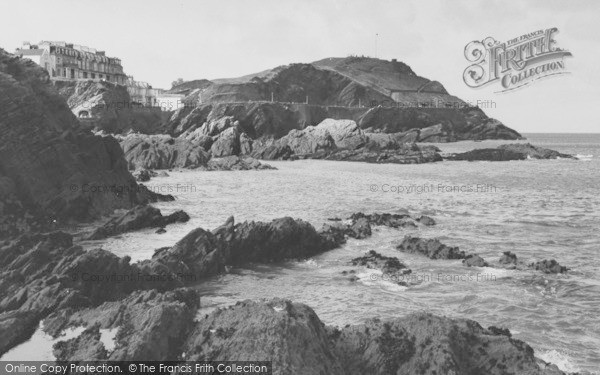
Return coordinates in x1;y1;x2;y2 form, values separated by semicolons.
87;205;190;240
397;236;466;260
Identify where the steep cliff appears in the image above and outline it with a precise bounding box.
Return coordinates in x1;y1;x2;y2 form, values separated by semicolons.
0;49;158;238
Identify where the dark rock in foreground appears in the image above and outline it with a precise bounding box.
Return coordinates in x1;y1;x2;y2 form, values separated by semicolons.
47;288;200;361
0;49;157;237
446;143;575;161
87;205;190;240
397;235;467;260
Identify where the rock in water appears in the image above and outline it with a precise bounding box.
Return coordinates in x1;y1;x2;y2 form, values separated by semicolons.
87;205;190;240
446;143;575;161
119;134;210;169
397;236;466;259
530;259;568;274
463;254;488;267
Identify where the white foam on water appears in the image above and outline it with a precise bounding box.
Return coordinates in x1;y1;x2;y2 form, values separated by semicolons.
296;258;320;268
355;270;408;292
99;328;118;352
537;349;581;373
575;154;593;161
0;322;85;361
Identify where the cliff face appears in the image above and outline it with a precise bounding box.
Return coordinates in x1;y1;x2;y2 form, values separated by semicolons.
0;49;153;238
55;80;166;134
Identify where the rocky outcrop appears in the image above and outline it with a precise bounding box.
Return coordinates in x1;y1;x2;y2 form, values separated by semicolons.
46;288;200;361
530;259;568;274
87;205;190;240
119;134;210;169
397;236;467;260
55;80;166;134
249;119;443;164
0;231;185;355
349;212;418;229
350;250;411;285
446;143;575;161
203;156;275;171
0;49;159;237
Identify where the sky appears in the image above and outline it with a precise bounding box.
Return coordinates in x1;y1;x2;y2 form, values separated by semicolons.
1;0;598;133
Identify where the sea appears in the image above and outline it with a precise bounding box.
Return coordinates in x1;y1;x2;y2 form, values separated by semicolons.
3;133;599;373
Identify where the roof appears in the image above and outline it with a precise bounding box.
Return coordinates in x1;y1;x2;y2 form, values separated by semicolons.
18;49;44;56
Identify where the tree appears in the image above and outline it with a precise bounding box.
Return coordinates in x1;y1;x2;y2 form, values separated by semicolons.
171;78;184;88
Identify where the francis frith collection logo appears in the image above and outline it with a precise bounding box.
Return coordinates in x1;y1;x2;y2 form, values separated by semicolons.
463;27;572;92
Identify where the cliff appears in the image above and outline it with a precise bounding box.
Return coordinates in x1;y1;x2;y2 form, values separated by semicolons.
0;49;159;238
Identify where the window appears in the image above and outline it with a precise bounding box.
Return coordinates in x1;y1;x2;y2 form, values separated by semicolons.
83;72;88;79
106;75;110;81
91;73;95;79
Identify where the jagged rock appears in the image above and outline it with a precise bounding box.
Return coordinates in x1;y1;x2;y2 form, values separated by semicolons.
446;143;574;161
210;127;240;157
0;49;155;233
251;143;294;160
276;127;336;155
463;254;488;267
350;250;411;284
239;132;253;154
183;299;344;373
0;310;40;357
228;217;339;264
319;218;372;242
46;289;200;361
397;236;466;260
204;156;275;171
0;231;185;355
119;134;210;169
330;312;561;375
530;259;568;274
178;299;564;375
323;145;442;164
87;205;190;240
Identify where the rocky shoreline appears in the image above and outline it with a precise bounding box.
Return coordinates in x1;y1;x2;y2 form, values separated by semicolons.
0;211;572;374
0;48;580;373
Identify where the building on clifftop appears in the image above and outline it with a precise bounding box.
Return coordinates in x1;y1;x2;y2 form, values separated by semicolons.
15;41;127;85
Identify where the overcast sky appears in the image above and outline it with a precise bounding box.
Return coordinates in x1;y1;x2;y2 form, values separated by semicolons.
1;0;598;133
